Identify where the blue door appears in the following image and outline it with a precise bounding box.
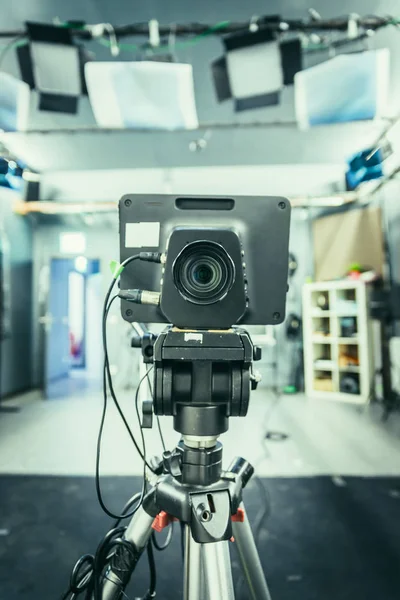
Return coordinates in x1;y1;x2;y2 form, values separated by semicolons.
45;259;72;392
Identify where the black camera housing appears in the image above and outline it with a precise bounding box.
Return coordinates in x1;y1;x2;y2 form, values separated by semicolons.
119;194;291;328
160;227;246;329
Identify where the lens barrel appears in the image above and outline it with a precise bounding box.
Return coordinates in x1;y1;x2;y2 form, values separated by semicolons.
173;241;235;305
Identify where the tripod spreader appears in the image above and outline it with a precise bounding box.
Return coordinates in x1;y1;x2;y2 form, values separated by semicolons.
102;442;271;600
101;447;265;600
142;445;254;544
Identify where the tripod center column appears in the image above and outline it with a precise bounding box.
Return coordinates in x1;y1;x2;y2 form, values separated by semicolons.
178;437;223;486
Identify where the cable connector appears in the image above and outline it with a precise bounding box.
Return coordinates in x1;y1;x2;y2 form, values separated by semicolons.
139;252;166;263
119;289;161;306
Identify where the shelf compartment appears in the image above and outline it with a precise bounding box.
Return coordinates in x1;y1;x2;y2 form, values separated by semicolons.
311;290;330;311
336;287;357;303
335;288;358;316
338;343;359;369
313;342;333;361
313;370;336;392
339;371;360;395
312;315;332;338
338;315;358;337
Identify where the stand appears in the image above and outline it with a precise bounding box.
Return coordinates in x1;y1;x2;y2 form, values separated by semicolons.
71;327;271;598
101;438;272;600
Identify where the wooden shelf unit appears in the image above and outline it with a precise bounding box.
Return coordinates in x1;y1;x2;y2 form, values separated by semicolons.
303;280;374;404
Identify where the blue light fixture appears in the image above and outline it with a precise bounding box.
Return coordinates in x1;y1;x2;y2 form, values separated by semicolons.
345;147;386;191
0;159;24;191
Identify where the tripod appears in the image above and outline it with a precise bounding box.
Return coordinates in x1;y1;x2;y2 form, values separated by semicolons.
101;438;272;600
100;326;272;598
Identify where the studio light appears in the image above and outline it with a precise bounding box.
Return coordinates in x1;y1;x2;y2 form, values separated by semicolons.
345;146;390;190
0;73;30;132
17;21;89;114
0;158;23;191
295;48;390;128
212;25;302;111
85;61;199;129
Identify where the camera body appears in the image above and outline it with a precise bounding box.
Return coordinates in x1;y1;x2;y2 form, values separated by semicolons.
160;227;246;329
119;194;291;329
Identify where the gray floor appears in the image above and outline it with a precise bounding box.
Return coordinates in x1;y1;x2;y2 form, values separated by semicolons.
1;384;400;478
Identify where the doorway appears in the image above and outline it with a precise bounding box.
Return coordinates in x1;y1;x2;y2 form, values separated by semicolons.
43;257;102;399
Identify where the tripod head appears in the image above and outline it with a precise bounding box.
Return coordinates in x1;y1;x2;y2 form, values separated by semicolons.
133;325;261;439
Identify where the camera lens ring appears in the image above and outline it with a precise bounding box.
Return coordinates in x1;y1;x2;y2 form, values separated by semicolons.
173;241;235;305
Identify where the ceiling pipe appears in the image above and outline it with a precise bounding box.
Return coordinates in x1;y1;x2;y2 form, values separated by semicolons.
13;192;359;216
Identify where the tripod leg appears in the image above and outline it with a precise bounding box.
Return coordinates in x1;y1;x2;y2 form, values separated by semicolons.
183;525;205;600
101;504;155;600
232;503;272;600
202;541;235;600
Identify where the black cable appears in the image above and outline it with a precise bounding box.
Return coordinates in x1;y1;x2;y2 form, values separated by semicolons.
95;540;137;600
155;414;166;453
251;475;272;546
152;522;174;551
62;527;126;600
93;527;129;600
235;475;272;596
103;577;131;600
96;253;160;520
136;366;173;590
139;368;173;556
134;369;154;503
70;555;94;593
102;260;155;472
96;360;151;519
5;14;394;38
64;253;163;600
145;541;157;598
113;493;142;528
146;369;166;453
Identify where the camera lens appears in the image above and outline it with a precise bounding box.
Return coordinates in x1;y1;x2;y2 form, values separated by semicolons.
193;264;213;285
173;241;235;305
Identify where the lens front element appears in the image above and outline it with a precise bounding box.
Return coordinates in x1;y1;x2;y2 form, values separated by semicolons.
193;263;213;285
173;241;235;305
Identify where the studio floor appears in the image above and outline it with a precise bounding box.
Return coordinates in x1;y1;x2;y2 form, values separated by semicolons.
1;385;400;599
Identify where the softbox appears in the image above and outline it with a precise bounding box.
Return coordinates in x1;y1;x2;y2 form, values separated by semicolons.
0;72;30;131
295;49;390;129
17;21;88;114
85;61;199;130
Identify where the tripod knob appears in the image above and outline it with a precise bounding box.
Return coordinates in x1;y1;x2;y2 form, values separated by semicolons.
253;346;262;361
141;399;153;429
162;450;182;477
131;335;142;348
